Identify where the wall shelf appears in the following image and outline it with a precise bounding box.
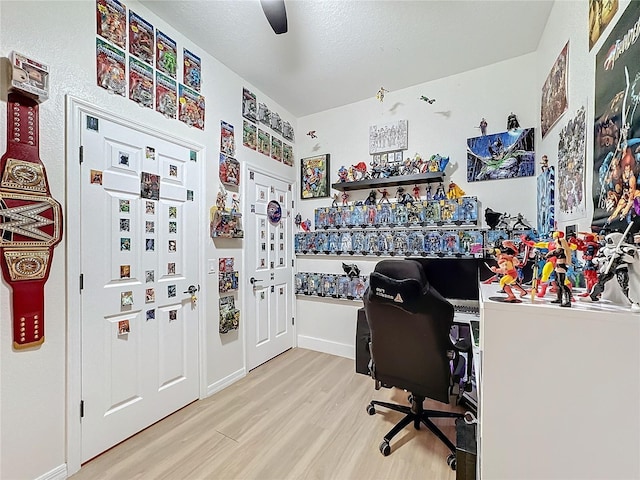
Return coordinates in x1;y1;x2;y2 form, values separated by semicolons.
331;171;444;192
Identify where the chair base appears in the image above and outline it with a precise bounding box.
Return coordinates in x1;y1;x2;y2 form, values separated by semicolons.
367;394;463;461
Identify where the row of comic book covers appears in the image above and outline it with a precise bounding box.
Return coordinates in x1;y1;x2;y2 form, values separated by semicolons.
295;273;369;301
295;229;485;257
96;0;204;128
241;87;294;166
314;197;479;229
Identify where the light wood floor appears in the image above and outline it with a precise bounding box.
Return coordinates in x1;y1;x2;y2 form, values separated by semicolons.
71;348;462;480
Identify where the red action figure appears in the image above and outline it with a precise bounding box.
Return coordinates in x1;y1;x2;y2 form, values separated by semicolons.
412;185;421;201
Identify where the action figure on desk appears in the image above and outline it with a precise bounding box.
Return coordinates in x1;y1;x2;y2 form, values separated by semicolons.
486;240;528;303
545;232;574;307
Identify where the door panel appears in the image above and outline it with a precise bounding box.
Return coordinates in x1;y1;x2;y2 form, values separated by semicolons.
245;169;294;370
80;113;200;462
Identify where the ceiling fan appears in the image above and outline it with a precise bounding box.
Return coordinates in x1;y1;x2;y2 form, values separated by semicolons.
260;0;288;34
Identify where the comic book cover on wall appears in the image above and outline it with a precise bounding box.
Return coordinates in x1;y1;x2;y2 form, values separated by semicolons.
537;166;555;238
592;2;640;233
557;106;587;222
466;128;535;182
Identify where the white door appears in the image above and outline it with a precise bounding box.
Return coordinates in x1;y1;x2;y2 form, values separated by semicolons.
245;169;295;370
79;113;200;462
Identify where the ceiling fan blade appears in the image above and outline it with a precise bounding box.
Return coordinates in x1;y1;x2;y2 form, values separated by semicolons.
260;0;288;34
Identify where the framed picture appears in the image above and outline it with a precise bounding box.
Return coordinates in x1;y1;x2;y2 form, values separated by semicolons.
301;154;330;199
541;41;568;139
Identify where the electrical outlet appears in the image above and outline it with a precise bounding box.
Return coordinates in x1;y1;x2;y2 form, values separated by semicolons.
208;259;216;274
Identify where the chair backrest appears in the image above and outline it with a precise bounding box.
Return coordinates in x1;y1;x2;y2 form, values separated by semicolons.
364;259;454;404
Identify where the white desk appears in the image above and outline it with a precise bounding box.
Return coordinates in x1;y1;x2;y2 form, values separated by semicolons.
478;284;640;480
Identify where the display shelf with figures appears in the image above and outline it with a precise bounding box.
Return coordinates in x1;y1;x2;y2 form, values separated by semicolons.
314;196;479;230
295;272;369;301
294;228;485;258
331;171;444;192
210;208;243;238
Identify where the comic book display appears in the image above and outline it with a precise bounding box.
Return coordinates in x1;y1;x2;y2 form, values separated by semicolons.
218;257;239;293
219;296;240;333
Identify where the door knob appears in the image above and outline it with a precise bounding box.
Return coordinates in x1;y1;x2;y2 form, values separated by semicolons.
250;277;263;285
183;285;199;294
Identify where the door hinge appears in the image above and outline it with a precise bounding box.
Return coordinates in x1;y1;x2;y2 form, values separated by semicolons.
291;200;294;209
79;273;83;292
79;145;83;164
80;400;84;419
292;317;295;326
291;259;294;267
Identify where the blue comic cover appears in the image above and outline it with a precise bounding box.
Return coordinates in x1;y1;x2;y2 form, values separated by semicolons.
458;230;484;257
339;232;352;252
352;231;366;254
425;231;443;256
295;273;307;294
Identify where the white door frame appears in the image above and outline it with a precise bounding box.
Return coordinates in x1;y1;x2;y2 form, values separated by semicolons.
242;162;297;371
65;96;207;475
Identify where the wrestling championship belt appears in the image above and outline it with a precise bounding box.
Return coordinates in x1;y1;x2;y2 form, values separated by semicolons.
0;92;63;349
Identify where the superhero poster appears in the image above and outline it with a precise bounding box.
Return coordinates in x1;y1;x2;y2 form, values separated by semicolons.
592;2;640;232
129;10;154;66
301;154;329;199
466;128;535;182
557;106;587;221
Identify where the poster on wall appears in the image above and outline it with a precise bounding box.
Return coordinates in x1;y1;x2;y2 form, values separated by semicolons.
557;106;587;221
541;42;569;139
129;56;153;109
129;10;154;66
592;1;640;232
156;71;177;118
242;88;257;122
243;120;257;150
96;38;126;97
271;137;283;162
537;166;555;238
178;83;205;130
156;30;177;78
257;129;270;156
589;0;619;51
466;128;535;182
96;0;127;49
220;121;236;156
369;120;408;154
301;154;330;199
183;48;201;92
282;143;293;166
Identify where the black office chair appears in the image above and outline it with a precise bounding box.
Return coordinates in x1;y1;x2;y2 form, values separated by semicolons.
364;259;467;468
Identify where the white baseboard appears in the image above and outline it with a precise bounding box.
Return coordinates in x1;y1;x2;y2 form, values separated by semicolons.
297;335;354;359
35;464;67;480
206;367;246;397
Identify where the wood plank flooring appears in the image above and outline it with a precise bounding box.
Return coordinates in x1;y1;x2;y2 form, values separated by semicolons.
71;348;462;479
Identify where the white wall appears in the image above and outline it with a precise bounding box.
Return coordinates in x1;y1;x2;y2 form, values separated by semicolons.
295;53;539;357
0;1;295;478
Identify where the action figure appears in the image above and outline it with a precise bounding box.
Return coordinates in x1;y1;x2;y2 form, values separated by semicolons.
489;241;528;302
541;154;549;172
306;130;317;139
294;213;302;230
331;193;340;208
412;185;421;202
512;213;532;230
588;226;637;303
337;166;348;182
341;191;350;206
377;188;391;204
545;232;573;307
364;190;377;206
376;86;389;102
507;112;520;130
478;118;488;136
446;181;465;200
433;183;447;200
419;96;436;104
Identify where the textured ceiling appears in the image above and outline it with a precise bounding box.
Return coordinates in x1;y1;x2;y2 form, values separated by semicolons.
141;0;554;117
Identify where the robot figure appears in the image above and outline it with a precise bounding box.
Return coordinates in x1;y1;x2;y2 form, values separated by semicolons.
589;230;637;304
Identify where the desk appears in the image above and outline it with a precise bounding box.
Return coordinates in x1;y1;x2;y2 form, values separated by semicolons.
478;284;640;479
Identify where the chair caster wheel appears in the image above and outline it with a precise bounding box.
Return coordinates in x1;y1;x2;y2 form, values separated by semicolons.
379;440;391;456
447;453;457;470
366;403;375;415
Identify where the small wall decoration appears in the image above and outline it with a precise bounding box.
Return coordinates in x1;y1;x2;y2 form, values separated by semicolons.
96;38;126;96
243;120;257;149
91;169;103;185
592;1;640;232
118;320;130;335
282;121;295;142
242;87;257;122
257;129;270;156
301;154;330;199
220;120;235;156
557;106;587;221
219;296;240;333
589;0;619;51
128;10;154;66
156;30;177;78
369;120;408;154
258;103;270;126
178;84;205;130
267;200;282;224
140;172;160;200
466;128;535;182
537;166;555;238
219;153;240;186
541;41;569;139
282;143;293;166
271;137;282;162
96;0;126;49
156;71;177;119
129;56;153;108
183;48;201;91
270;111;282;134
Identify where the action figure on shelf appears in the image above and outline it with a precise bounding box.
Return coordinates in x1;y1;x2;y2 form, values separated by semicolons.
301;219;311;232
376;188;390;204
512;213;532;230
294;213;302;230
570;232;601;296
352;162;369;180
412;185;421;202
477;118;488;136
231;194;240;213
331;193;340;208
545;232;573;307
364;189;377;206
337;166;348;182
446;181;465;200
341;191;350;206
433;183;447;200
216;186;227;210
541;154;549;172
507;112;520;130
395;186;412;205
